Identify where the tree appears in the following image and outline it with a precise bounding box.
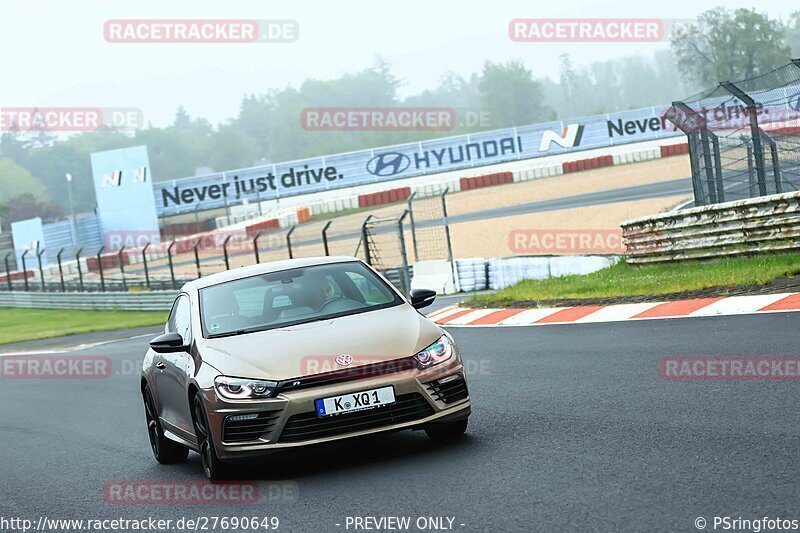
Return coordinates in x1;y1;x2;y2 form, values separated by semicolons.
5;194;64;223
787;11;800;58
671;8;791;86
478;60;554;128
0;159;48;203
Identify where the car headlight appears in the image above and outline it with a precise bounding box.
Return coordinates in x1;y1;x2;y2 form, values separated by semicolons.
214;376;278;399
414;335;454;368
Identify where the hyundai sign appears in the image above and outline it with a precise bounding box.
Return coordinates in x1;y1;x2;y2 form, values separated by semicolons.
153;105;683;216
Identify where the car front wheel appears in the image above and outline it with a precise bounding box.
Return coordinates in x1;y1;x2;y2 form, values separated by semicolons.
192;393;228;481
143;386;189;464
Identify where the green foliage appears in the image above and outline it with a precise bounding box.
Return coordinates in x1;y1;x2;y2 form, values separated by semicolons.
0;158;47;203
479;60;554;127
671;7;791;86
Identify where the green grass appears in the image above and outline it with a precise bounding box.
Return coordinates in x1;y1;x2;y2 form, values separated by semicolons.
0;308;167;345
472;253;800;306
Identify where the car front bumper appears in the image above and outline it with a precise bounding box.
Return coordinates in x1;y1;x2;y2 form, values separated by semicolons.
199;358;471;461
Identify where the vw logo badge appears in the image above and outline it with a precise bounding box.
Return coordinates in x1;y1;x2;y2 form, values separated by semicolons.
335;354;354;366
366;152;411;176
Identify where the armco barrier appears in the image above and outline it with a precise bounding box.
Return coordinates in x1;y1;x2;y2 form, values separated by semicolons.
0;290;177;311
622;190;800;263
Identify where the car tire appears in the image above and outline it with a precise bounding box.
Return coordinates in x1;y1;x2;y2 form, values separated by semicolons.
143;386;189;464
192;392;228;482
424;418;468;441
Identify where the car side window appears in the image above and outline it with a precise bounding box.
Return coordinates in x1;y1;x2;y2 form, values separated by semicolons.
168;295;192;344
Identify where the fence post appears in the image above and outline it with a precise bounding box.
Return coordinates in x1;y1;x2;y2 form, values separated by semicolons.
57;248;66;292
321;221;332;256
167;241;177;289
118;246;127;291
359;215;375;265
721;81;767;196
193;238;203;278
760;131;782;194
396;210;411;295
142;243;151;289
747;144;757;197
222;235;232;270
21;250;30;291
441;187;454;265
700;131;718;203
669;102;708;206
710;136;725;203
286;226;296;259
252;231;262;264
96;246;106;292
37;247;47;292
75;247;84;292
3;251;13;292
407;191;418;262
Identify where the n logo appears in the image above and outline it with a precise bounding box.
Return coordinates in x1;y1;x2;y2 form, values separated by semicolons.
101;170;123;188
539;123;584;151
132;166;147;183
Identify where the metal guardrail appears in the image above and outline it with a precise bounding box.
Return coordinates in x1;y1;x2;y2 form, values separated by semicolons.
0;290;177;311
622;190;800;263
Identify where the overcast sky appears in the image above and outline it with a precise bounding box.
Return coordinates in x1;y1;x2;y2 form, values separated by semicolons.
1;0;796;128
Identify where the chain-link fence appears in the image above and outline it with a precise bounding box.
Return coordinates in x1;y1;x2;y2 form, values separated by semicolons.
407;189;454;263
361;212;412;295
666;59;800;206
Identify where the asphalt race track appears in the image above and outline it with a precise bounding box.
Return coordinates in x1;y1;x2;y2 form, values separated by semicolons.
2;311;800;531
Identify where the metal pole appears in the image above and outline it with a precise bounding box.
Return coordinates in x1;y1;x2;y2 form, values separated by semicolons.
142;243;151;289
75;247;84;292
721;81;767;196
441;187;454;265
222;235;232;270
396;210;411;295
710;136;725;203
252;231;262;264
286;226;296;259
66;174;78;247
167;241;176;289
3;251;12;291
760;131;782;194
747;144;756;197
57;248;66;292
118;246;127;291
700;131;718;204
321;221;332;256
96;246;106;292
21;250;30;291
407;191;418;262
37;247;46;292
193;238;202;278
359;215;374;265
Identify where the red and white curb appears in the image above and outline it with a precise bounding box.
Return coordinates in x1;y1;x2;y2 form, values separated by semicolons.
426;293;800;327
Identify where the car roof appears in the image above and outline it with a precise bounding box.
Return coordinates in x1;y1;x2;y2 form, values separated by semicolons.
188;256;363;290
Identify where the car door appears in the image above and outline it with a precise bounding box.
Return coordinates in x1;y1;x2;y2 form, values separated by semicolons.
155;294;194;436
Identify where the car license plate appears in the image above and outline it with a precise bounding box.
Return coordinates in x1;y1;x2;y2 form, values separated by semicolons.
315;386;395;417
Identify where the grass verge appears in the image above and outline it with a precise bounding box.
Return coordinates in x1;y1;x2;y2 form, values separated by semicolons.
0;308;167;345
471;253;800;307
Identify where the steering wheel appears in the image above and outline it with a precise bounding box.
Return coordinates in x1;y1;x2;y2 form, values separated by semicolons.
317;297;347;313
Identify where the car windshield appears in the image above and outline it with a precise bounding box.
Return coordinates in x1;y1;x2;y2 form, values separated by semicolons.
200;261;403;338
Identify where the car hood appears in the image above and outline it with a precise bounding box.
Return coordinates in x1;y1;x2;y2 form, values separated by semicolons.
199;304;442;381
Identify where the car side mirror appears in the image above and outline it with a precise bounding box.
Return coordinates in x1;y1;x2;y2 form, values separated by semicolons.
410;288;437;310
149;332;188;353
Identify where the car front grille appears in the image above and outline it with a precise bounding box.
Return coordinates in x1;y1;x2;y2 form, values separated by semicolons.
275;356;418;394
223;411;282;443
277;393;434;443
425;374;469;404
